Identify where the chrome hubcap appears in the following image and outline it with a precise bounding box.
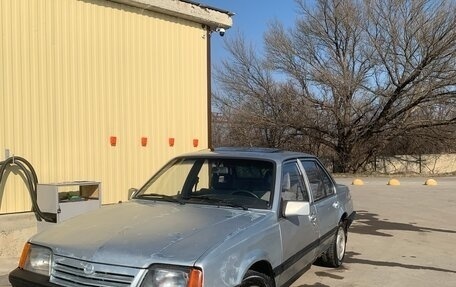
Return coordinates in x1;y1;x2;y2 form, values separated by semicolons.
336;227;346;260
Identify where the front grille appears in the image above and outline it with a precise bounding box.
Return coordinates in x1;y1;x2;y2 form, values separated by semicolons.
51;255;143;287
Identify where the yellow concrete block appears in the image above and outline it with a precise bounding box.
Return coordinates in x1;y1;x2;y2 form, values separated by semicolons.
387;178;400;186
424;178;438;186
352;178;364;186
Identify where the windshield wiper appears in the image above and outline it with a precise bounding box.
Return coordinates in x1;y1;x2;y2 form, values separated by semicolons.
136;193;185;205
184;195;248;210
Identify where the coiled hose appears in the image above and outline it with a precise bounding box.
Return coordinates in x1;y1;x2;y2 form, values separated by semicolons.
0;156;54;222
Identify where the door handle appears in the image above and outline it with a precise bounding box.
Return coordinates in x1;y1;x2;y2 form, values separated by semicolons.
332;201;340;208
309;213;317;225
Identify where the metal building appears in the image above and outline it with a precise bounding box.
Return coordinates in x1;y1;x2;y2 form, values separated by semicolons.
0;0;233;214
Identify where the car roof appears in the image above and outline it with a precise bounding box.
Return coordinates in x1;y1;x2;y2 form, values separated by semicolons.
178;147;317;162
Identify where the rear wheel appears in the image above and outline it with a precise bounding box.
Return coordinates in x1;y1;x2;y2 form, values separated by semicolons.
318;222;347;267
239;270;274;287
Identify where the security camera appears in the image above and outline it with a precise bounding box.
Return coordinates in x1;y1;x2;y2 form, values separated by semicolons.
216;28;226;37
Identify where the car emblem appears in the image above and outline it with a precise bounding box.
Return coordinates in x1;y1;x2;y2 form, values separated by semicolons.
82;263;95;275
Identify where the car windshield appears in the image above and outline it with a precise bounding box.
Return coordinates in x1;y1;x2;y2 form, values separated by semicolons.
134;157;275;209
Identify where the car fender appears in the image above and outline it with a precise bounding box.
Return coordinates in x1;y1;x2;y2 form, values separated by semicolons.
196;213;282;287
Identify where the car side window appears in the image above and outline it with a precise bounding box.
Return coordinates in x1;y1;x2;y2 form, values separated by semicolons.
300;160;335;201
281;162;309;202
320;165;335;196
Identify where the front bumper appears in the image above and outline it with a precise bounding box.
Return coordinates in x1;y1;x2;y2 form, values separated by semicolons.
9;268;59;287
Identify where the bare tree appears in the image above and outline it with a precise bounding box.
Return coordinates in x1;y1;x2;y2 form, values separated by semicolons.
213;36;306;149
213;0;456;172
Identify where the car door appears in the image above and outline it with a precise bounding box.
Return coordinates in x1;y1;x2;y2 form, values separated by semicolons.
277;160;319;286
300;159;340;254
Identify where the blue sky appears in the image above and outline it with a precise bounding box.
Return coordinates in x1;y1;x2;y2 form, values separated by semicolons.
201;1;299;64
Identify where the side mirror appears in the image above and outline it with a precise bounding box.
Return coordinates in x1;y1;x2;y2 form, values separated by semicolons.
128;188;138;199
283;201;310;217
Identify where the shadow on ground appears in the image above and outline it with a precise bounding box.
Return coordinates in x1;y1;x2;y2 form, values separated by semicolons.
296;250;456;287
344;251;456;274
350;210;456;237
293;283;330;287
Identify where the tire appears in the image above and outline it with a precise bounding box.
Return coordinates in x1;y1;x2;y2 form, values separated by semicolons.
318;222;347;267
239;270;274;287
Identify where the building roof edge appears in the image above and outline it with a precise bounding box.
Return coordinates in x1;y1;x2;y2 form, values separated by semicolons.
108;0;233;29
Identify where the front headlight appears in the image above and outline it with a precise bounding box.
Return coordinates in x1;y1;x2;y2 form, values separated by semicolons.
140;265;202;287
19;243;52;276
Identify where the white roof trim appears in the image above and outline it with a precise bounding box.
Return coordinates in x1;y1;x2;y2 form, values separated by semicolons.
108;0;233;29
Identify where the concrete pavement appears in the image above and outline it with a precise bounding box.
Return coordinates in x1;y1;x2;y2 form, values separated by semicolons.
291;176;456;287
0;257;17;287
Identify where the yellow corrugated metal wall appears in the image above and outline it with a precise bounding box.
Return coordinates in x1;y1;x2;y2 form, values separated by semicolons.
0;0;209;213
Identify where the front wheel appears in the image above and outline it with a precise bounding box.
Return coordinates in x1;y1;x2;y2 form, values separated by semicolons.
239;270;274;287
318;222;347;267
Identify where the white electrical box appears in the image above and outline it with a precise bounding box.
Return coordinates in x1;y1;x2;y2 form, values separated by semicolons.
37;181;101;231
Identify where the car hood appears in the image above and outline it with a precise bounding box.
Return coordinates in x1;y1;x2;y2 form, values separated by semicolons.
31;201;267;268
